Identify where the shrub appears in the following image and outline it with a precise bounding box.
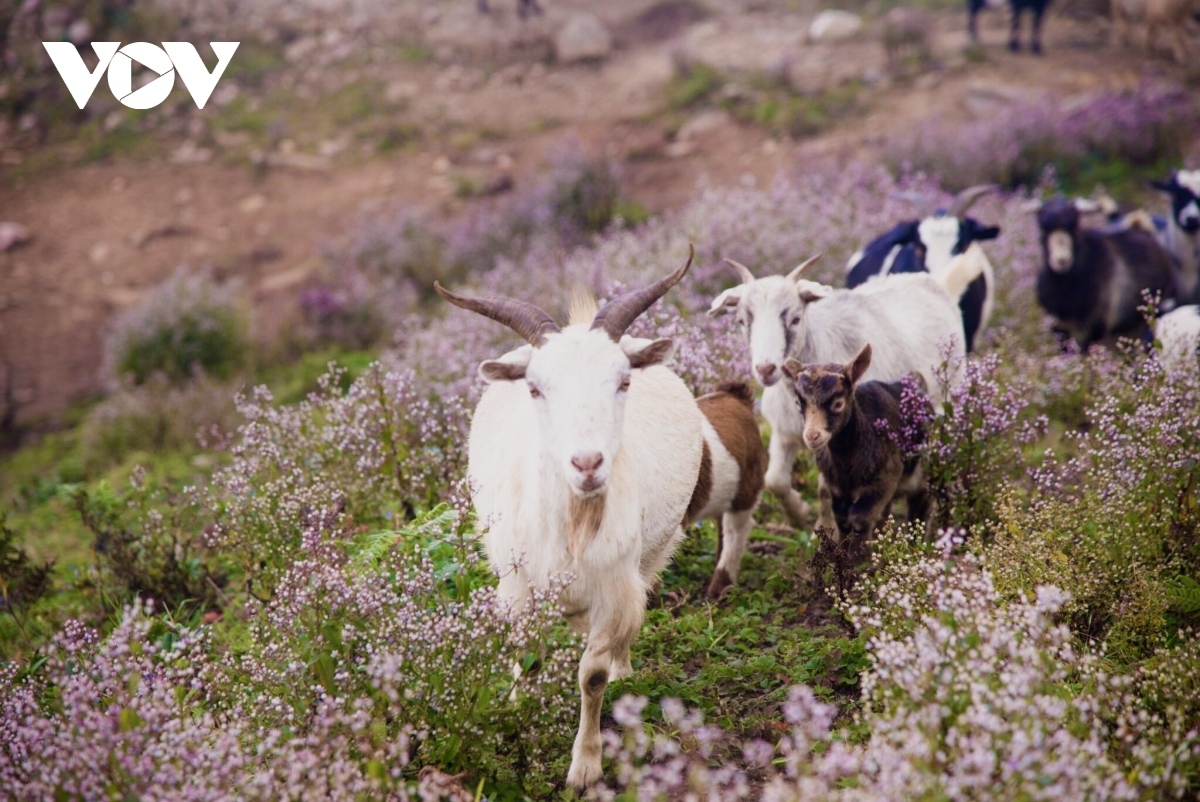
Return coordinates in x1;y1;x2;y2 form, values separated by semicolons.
79;371;241;468
0;513;53;656
600;546;1197;799
102;271;251;387
987;350;1200;660
290;277;388;352
886;86;1199;191
925;349;1047;532
71;470;224;616
201;363;470;592
0;509;579;800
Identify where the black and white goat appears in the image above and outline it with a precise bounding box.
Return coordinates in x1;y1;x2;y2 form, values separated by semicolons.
1032;196;1176;349
1152;170;1200;304
968;0;1052;53
846;184;1000;351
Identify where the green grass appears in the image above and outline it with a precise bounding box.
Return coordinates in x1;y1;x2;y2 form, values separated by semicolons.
620;524;865;741
0;348;379;571
667;65;724;111
221;42;285;88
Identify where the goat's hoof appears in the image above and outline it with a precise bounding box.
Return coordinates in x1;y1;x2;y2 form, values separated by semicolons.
706;568;733;599
566;756;602;789
1031;42;1043;55
1008;40;1020;52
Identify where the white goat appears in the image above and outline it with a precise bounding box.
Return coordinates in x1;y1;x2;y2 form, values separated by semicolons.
437;249;704;789
707;250;983;525
1157;305;1200;373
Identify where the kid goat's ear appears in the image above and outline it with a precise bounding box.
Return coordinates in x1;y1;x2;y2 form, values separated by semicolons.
781;358;805;380
845;343;872;385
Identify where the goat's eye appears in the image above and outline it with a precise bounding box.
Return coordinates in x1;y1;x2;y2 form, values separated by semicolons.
790;315;802;327
618;376;631;393
830;399;845;413
529;385;542;399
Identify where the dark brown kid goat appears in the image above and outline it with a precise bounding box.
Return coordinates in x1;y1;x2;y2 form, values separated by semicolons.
782;344;932;545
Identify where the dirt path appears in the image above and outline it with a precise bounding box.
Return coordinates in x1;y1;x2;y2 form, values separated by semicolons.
0;1;1192;428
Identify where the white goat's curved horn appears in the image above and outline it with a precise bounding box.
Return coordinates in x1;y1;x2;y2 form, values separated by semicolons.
435;283;560;346
1073;198;1104;215
786;253;823;282
591;244;695;341
1019;199;1044;215
947;184;999;218
723;258;756;285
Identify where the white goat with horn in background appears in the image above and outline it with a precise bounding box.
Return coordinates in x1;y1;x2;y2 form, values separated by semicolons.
435;247;703;789
708;250;984;526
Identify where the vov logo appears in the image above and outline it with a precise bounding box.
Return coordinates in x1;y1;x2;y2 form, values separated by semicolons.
42;42;239;110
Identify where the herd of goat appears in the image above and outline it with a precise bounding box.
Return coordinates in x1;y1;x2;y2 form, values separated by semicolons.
434;168;1200;788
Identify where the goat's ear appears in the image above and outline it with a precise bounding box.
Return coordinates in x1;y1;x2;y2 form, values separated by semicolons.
478;345;533;383
781;358;804;380
707;287;743;317
969;221;1001;241
622;336;675;368
798;280;833;304
1150;177;1176;192
845;343;872;386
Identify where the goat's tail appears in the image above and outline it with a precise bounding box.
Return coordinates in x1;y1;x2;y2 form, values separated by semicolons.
715;380;756;409
936;243;988;300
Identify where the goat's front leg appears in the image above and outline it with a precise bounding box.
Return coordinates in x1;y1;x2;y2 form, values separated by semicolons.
815;475;837;540
566;575;645;789
846;489;893;541
766;431;811;526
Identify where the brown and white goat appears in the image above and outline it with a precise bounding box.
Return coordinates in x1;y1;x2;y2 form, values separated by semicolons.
685;381;766;598
782;344;932;543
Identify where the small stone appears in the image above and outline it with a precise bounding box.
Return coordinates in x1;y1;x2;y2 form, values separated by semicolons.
175;187;194;205
239;194;267;214
808;10;862;43
676;109;730;142
0;222;30;252
433;155;451;174
555;13;614;63
665;140;695;158
385;81;417;103
89;243;110;264
171;141;213;164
